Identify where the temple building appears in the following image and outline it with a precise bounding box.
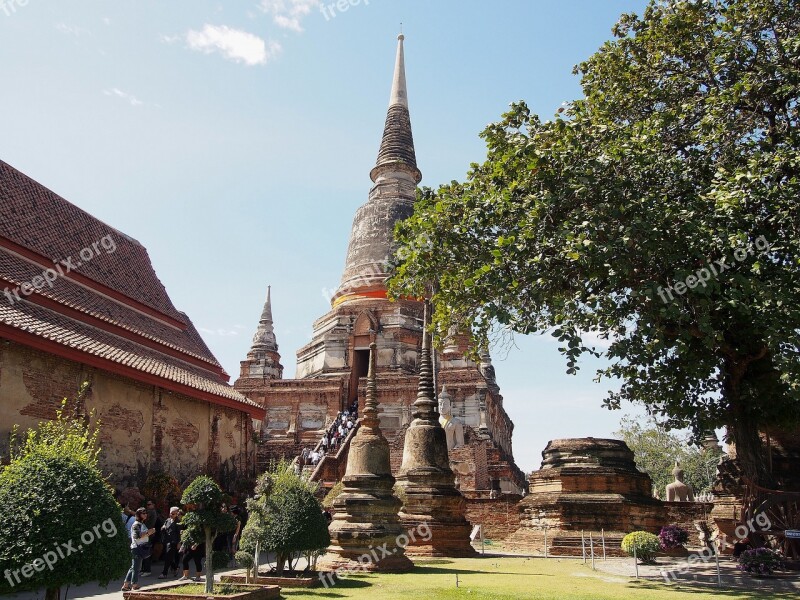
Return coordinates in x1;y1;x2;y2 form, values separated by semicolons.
235;35;525;495
0;160;261;491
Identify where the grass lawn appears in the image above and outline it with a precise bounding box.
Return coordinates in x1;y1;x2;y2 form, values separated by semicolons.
276;557;793;600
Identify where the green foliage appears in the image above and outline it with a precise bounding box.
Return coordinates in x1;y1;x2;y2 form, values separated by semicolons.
389;0;800;486
235;550;254;570
180;475;237;538
211;550;231;571
322;481;344;509
0;394;129;595
242;461;329;574
180;475;236;593
615;416;724;494
621;531;661;563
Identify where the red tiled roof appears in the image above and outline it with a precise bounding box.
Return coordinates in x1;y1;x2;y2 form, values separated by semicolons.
0;160;183;321
0;160;258;415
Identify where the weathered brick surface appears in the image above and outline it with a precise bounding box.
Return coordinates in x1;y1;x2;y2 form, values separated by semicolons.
463;494;522;541
0;340;254;491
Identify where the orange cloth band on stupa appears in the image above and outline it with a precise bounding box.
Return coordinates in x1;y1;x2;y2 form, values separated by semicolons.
332;289;389;308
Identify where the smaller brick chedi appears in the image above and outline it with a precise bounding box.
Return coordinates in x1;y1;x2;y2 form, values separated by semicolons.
507;438;664;554
318;342;413;572
397;308;476;557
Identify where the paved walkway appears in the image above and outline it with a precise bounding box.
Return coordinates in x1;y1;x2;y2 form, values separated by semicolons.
573;553;800;594
3;554;290;600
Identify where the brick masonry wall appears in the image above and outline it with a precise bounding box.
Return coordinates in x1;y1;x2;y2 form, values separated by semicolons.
463;494;522;541
663;502;715;537
0;340;254;491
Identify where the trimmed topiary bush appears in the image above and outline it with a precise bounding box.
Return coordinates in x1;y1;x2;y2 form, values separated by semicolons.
0;393;129;600
621;531;661;563
235;551;255;582
658;524;689;550
242;460;329;575
181;476;237;594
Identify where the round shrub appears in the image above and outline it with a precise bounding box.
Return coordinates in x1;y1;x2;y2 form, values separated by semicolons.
621;531;661;563
211;550;231;571
235;551;254;570
658;524;689;550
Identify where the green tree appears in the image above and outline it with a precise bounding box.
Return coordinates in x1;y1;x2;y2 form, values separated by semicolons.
615;416;724;495
180;476;236;594
241;461;329;575
0;391;129;600
390;0;800;487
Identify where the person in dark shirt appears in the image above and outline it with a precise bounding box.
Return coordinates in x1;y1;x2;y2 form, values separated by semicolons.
158;507;182;578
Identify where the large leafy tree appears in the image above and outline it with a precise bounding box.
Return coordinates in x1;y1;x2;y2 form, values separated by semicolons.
615;416;725;495
390;0;800;487
0;391;129;600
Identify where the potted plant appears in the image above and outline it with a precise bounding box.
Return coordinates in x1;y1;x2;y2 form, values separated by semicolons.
737;547;784;577
621;531;661;564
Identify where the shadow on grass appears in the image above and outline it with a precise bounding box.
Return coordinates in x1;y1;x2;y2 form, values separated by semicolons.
623;579;800;599
279;576;371;598
410;565;553;577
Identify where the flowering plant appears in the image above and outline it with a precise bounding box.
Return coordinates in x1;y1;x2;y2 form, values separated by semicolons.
737;547;784;576
658;525;689;550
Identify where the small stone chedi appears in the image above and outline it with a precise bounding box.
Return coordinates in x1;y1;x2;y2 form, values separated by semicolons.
318;343;413;573
396;309;476;557
508;438;664;555
665;461;695;502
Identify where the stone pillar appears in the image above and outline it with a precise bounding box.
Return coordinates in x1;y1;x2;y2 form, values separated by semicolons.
396;305;476;557
317;343;413;573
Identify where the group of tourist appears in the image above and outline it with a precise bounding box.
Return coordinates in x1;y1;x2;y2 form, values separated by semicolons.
296;401;360;471
118;495;247;591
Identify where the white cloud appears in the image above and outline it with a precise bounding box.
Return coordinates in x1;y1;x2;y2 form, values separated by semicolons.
259;0;320;33
185;24;280;66
103;88;144;107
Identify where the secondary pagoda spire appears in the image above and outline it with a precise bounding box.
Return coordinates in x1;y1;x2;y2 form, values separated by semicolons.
250;285;278;353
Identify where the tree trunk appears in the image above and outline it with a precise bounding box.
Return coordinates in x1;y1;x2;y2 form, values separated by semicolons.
276;553;285;576
45;588;60;600
724;359;772;489
205;527;214;594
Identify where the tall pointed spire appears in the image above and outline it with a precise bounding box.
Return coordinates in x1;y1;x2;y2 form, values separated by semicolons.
318;341;414;573
397;301;476;557
333;33;422;307
389;34;408;108
371;34;421;184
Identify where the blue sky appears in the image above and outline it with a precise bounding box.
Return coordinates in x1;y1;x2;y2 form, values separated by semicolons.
0;0;653;474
